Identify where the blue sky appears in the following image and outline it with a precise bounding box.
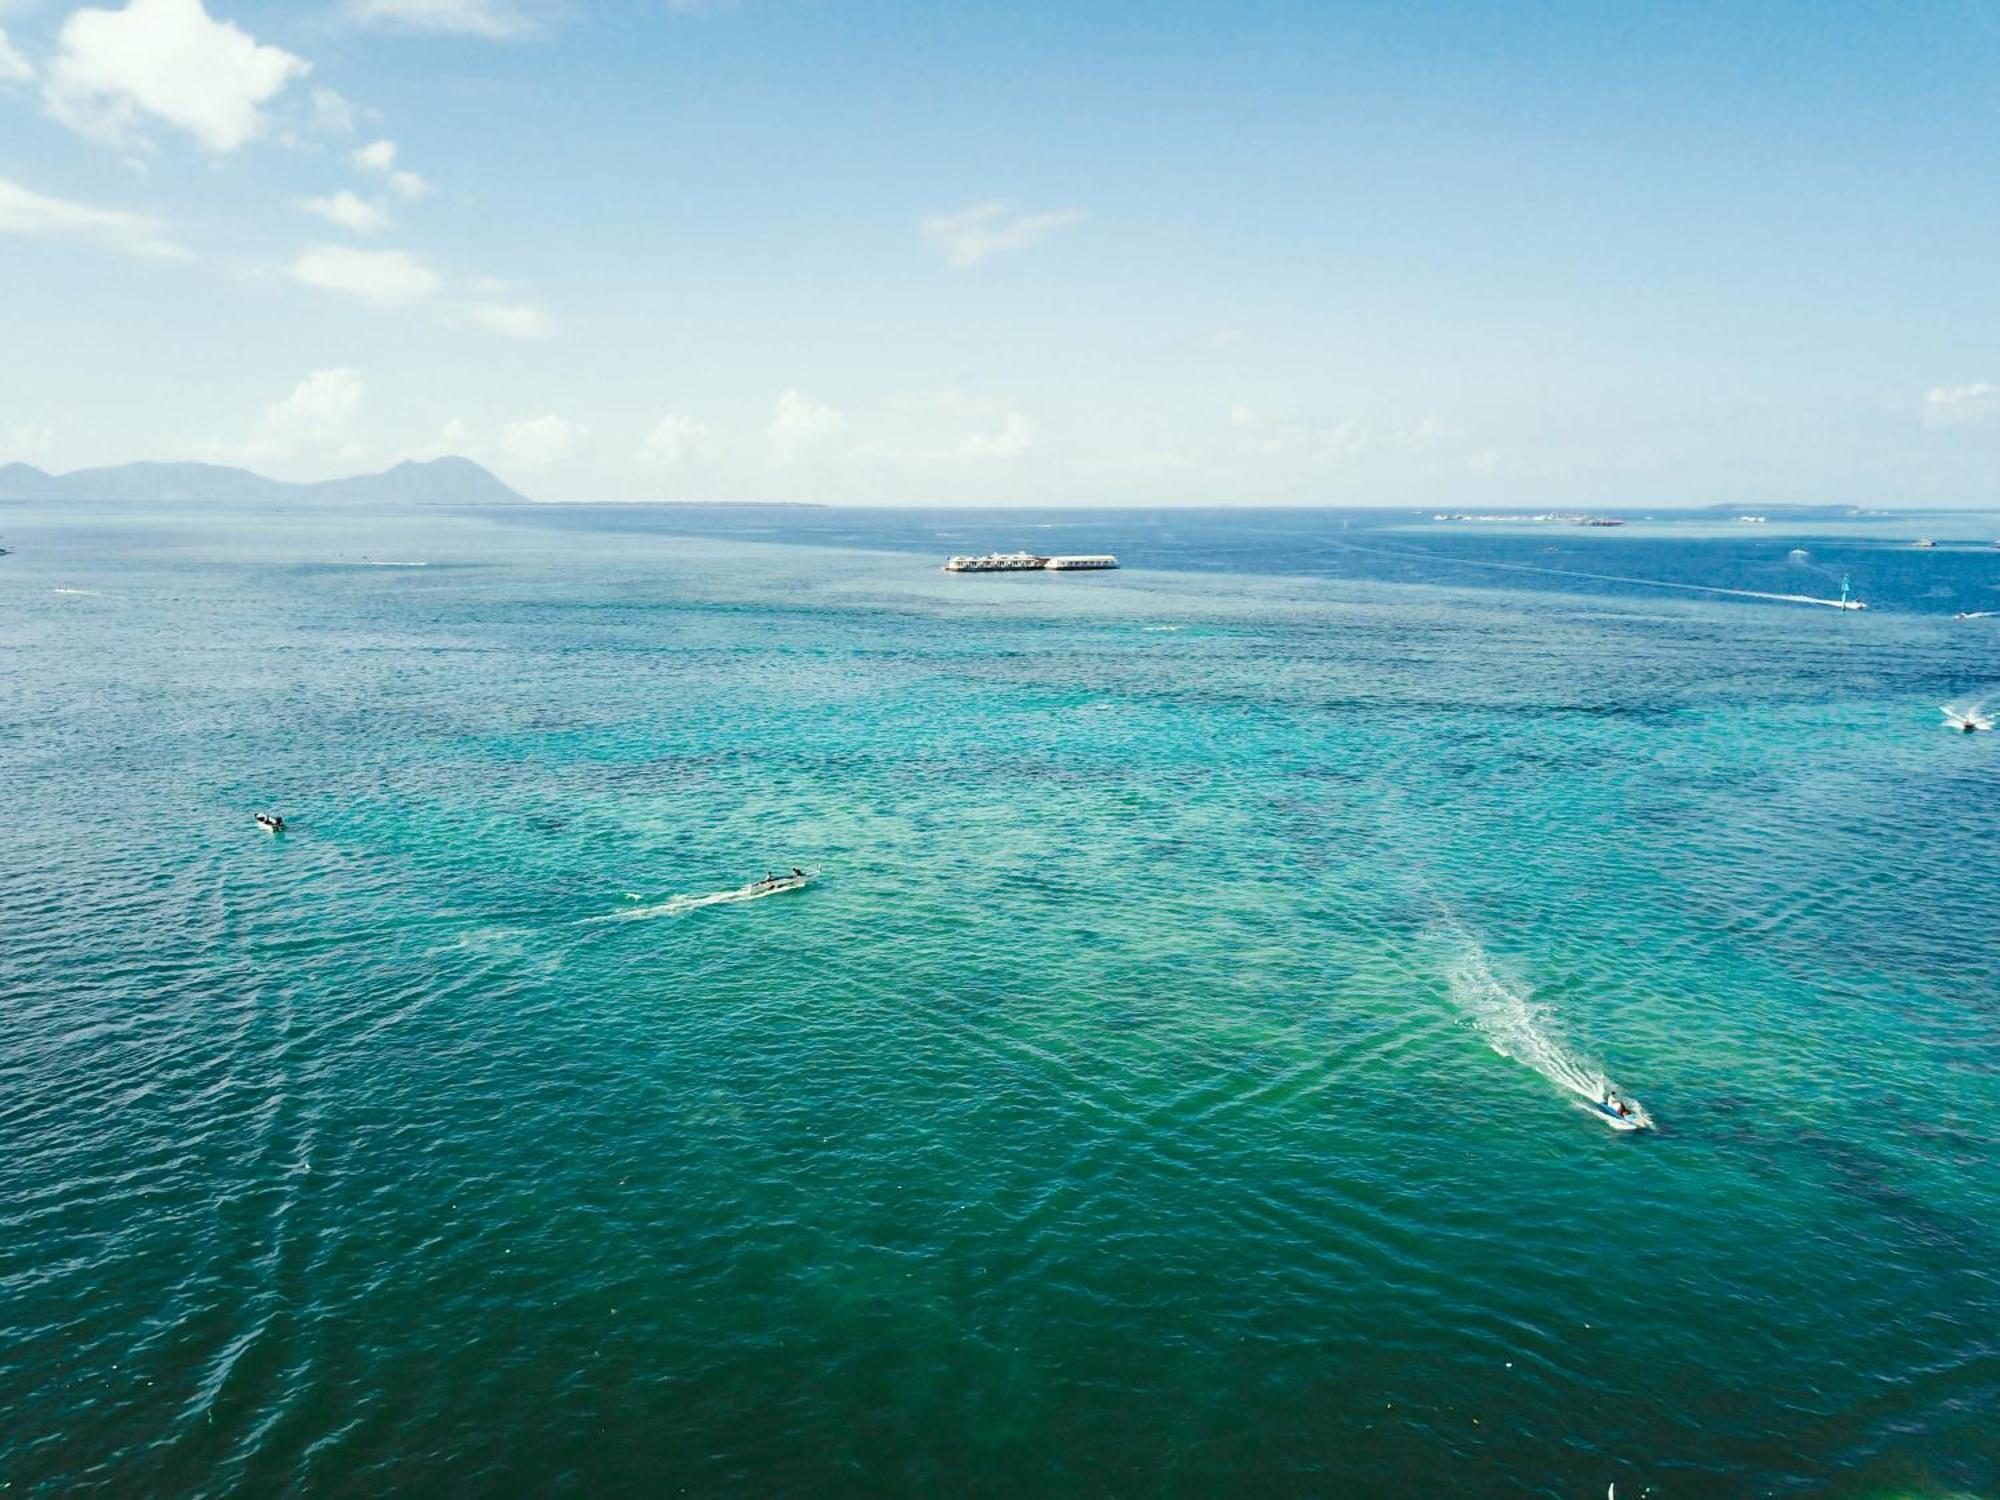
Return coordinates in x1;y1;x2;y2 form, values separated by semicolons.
3;0;1999;505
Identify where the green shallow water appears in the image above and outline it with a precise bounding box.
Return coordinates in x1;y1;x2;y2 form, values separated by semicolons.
2;507;1995;1496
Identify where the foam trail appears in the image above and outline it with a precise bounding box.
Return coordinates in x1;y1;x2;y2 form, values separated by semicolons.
588;875;809;923
1331;538;1865;609
1443;935;1650;1125
1942;699;1993;731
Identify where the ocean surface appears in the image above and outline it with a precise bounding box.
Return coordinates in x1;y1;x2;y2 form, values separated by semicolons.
3;504;1996;1497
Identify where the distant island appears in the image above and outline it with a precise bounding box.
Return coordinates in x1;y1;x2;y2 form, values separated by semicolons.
0;456;529;507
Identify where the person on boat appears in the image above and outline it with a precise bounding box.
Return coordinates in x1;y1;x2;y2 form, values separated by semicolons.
791;868;805;880
1606;1090;1628;1118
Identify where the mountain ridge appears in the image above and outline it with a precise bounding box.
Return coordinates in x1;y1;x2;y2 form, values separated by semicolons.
0;456;529;506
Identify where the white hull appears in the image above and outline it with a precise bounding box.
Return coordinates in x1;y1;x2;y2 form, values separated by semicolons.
1581;1098;1651;1131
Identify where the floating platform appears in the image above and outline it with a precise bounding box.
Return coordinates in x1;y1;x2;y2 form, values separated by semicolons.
944;552;1119;573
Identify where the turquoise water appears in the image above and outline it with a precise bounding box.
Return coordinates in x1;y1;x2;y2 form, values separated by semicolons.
3;506;1996;1496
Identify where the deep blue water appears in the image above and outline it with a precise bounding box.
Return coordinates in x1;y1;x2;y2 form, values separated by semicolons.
501;503;2000;615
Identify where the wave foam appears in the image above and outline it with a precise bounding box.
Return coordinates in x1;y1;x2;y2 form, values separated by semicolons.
590;875;810;923
1443;935;1649;1126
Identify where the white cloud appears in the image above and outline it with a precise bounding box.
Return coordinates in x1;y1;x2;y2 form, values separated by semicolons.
1921;383;2000;429
298;189;389;234
406;416;477;462
348;0;536;39
963;411;1034;459
921;201;1085;267
453;300;555;338
768;389;844;463
1229;405;1441;463
240;367;366;466
500;413;582;471
1190;324;1250;351
644;413;716;467
45;0;309;153
0;26;34;84
351;138;431;199
308;85;355;135
289;244;441;307
0;173;190;259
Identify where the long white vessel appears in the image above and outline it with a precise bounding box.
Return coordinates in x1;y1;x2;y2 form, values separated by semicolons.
944;551;1048;572
943;552;1119;573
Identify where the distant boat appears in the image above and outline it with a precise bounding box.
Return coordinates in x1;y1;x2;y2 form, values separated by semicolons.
1913;538;1937;548
255;812;286;833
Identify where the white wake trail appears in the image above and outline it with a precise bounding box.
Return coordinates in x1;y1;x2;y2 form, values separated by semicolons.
1443;936;1650;1126
1329;537;1865;610
588;875;811;923
1942;698;1994;732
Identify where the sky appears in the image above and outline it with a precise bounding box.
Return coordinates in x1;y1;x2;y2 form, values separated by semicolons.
4;0;2000;505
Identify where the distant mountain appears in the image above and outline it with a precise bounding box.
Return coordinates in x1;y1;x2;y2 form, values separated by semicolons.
0;462;67;501
0;456;529;506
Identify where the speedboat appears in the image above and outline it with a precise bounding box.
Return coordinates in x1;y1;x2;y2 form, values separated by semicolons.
1914;538;1937;548
1583;1094;1653;1132
255;812;285;833
1942;707;1993;733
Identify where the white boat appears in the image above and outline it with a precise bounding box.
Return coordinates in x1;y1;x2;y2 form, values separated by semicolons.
943;551;1120;572
254;812;285;833
1582;1095;1653;1132
1914;538;1937;548
943;551;1048;572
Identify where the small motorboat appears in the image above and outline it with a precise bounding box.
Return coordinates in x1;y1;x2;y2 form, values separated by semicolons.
1942;706;1993;734
1913;538;1937;549
255;812;286;833
1583;1093;1653;1132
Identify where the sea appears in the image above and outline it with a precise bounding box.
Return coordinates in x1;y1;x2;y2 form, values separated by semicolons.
3;502;1996;1497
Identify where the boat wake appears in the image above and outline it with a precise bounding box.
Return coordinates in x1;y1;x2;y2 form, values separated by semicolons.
589;874;811;923
1942;699;1994;732
1443;937;1652;1128
1332;537;1865;610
